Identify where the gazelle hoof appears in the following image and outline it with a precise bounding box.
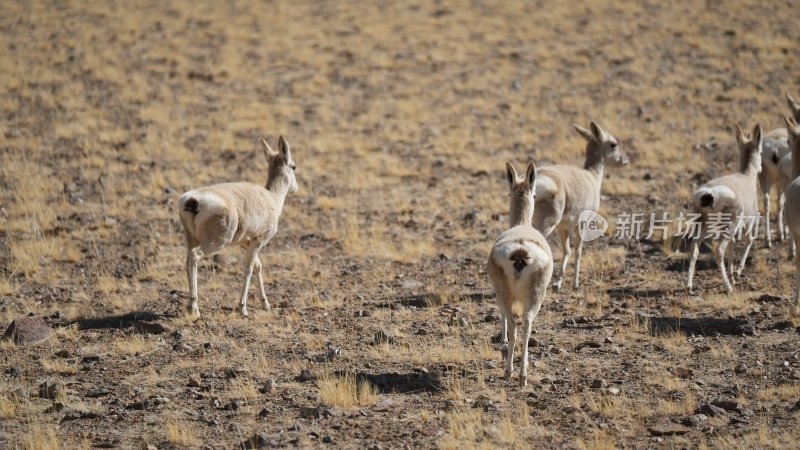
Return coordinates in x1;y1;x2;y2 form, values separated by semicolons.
519;376;527;387
552;280;563;292
263;299;271;310
504;370;512;379
240;307;249;317
187;303;200;319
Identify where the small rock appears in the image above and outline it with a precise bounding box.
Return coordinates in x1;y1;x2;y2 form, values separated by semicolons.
734;363;747;374
681;414;708;427
164;187;177;195
224;367;249;379
39;381;64;400
82;355;101;362
55;350;70;358
710;397;740;411
5;367;21;377
697;403;726;417
373;329;394;345
299;406;320;418
86;388;111;398
224;400;242;411
590;379;606;389
603;336;614;344
258;408;270;417
608;387;620;396
261;378;276;394
322;436;333;444
241;433;270;449
458;317;469;327
463;211;480;221
188;376;202;388
374;398;393;412
44;402;66;413
4;316;51;345
648;423;689;436
296;369;316;383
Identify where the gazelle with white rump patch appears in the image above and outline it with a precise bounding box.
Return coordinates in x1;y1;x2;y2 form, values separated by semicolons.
179;136;298;318
687;124;762;293
758;91;800;246
782;117;800;271
488;162;553;387
532;121;629;291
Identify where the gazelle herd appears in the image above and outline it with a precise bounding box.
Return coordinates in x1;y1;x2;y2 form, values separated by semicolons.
178;93;800;385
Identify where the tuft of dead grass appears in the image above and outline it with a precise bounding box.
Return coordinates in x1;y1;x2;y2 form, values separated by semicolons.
317;372;379;408
166;420;200;447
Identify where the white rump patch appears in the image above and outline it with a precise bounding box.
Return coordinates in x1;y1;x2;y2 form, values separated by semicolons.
493;241;550;279
693;185;736;211
534;175;557;199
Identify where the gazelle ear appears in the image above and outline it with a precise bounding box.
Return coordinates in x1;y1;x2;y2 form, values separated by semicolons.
278;136;292;160
752;124;762;147
785;115;799;135
589;121;604;142
261;138;278;160
525;161;537;189
505;162;518;190
573;124;594;142
734;123;746;147
787;91;800;115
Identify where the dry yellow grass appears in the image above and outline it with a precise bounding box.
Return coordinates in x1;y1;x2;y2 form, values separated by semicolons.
41;359;78;375
438;409;484;450
0;392;17;419
165;420;200;447
113;335;159;356
317;372;379;408
14;424;60;450
575;429;617;450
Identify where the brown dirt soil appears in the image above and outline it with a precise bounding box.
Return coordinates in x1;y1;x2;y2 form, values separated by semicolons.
2;0;800;448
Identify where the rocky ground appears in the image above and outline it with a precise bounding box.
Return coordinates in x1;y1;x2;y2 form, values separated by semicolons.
2;0;800;448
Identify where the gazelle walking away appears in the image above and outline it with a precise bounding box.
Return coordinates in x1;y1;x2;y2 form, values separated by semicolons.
782;117;800;273
687;125;762;293
533;121;628;291
488;162;553;387
178;136;298;318
758;92;800;246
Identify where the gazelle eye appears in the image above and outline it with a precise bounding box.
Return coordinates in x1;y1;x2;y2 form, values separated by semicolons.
610;142;618;148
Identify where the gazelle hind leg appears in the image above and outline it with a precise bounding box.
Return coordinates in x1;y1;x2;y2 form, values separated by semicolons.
255;256;270;309
553;229;571;292
717;237;733;292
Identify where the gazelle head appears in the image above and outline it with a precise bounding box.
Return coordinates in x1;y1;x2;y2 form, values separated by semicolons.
262;136;298;194
734;123;763;175
787;92;800;122
573;121;629;167
505;161;537;227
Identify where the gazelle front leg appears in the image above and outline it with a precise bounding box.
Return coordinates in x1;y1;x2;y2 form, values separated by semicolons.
687;238;701;292
778;192;786;242
573;233;584;289
186;249;200;318
717;236;733;293
763;192;772;248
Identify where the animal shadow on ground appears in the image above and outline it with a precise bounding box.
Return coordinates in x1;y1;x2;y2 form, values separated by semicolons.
387;292;487;308
648;316;755;336
73;311;170;333
344;372;443;394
